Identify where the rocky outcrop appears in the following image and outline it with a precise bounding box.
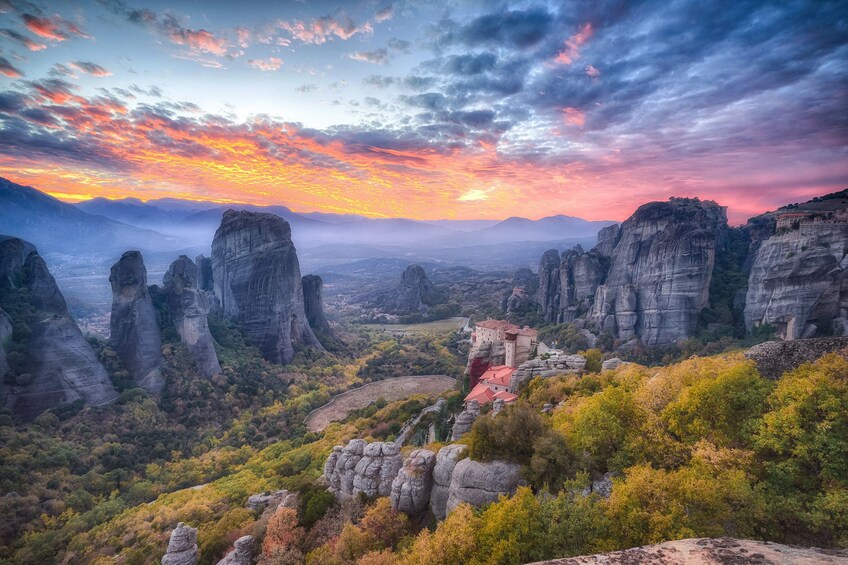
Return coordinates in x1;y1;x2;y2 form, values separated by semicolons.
377;264;437;315
527;537;848;565
445;458;524;514
465;340;505;389
245;489;295;512
744;224;847;340
510;353;587;390
430;444;468;520
109;251;163;394
211;210;322;364
323;439;403;499
450;400;480;441
390;449;436;515
162;522;198;565
503;286;531;315
302;274;333;338
535;198;726;346
216;535;256;565
745;337;848;379
602;357;625;371
162;256;221;378
0;237;118;420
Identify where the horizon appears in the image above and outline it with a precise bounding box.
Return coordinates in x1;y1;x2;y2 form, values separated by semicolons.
0;0;846;224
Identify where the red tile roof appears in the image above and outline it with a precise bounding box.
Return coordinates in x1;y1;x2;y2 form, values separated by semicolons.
480;365;516;387
493;390;518;403
476;319;519;331
465;383;496;404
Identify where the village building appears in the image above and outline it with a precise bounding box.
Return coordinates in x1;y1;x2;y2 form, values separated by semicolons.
464;365;519;406
472;319;538;369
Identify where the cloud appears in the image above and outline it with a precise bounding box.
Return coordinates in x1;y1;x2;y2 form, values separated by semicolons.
554;23;593;65
387;37;410;52
248;57;283;71
20;13;91;41
0;28;46;50
279;13;372;45
0;55;23;77
347;48;389;65
375;5;394;23
296;83;318;93
585;64;600;78
441;8;553;48
562;107;585;127
364;75;395;88
70;61;112;77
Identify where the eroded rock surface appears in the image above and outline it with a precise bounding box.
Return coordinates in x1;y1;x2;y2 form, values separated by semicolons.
109;250;163;394
445;458;524;514
161;522;198;565
430;444;468;520
0;308;11;379
376;264;438;315
246;489;293;512
302;274;333;338
0;237;117;420
390;449;436;515
216;535;255;565
162;256;221;378
745;338;848;379
324;439;402;499
527;537;848;565
450;400;480;441
211;210;322;364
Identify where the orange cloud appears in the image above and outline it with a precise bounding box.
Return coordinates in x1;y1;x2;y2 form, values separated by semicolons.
563;107;585;127
555;23;593;65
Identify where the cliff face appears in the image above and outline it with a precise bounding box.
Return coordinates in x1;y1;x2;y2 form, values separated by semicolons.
302;274;333;338
744;218;847;340
162;256;222;378
536;198;726;345
109;251;164;394
211;210;321;364
377;264;437;315
0;237;118;420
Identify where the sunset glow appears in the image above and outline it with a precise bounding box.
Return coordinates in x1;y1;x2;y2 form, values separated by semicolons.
0;0;845;223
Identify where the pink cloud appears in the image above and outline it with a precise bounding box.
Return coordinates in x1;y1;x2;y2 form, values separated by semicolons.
279;14;372;45
563;107;585;127
248;57;283;71
586;64;600;78
555;23;593;65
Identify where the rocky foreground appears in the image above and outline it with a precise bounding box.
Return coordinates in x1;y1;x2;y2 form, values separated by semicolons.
527;537;848;565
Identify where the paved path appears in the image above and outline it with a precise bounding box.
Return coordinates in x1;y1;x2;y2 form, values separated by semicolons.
305;375;456;432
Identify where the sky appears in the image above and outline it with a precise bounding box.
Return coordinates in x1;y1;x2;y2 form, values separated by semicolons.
0;0;846;224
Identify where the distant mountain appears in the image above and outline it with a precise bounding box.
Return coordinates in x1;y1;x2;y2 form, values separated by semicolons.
0;177;179;256
76;197;194;231
465;214;617;245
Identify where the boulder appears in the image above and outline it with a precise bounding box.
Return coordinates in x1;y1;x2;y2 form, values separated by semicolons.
491;398;505;416
162;256;221;378
445;458;524;514
450;400;480;441
211;210;322;364
745;338;848;379
216;535;255;565
390;449;436;515
430;444;468;520
0;237;117;420
161;522;198;565
109;250;163;394
602;357;624;371
246;489;291;512
526;538;848;565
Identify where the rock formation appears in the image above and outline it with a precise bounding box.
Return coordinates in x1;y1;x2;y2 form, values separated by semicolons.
211;210;322;364
464;340;506;389
445;458;524;514
745;337;848;379
195;254;214;292
535;198;726;346
390;449;436;515
162;256;221;378
216;535;256;565
0;308;11;379
302;274;333;338
323;439;403;499
109;250;164;394
161;522;198;565
245;489;294;512
377;264;437;315
0;237;118;420
503;286;531;315
743;213;848;340
450;400;480;441
430;444;468;520
527;537;848;565
510;353;587;390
